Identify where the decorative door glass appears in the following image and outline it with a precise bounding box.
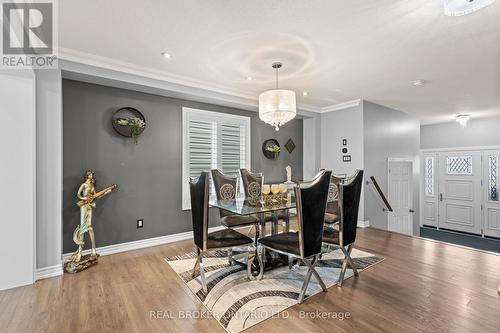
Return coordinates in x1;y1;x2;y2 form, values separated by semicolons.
425;156;434;196
446;155;472;175
489;155;499;202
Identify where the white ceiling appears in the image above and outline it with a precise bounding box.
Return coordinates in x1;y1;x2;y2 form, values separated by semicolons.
59;0;500;124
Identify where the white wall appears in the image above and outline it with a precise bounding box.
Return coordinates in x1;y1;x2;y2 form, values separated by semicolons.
0;70;36;290
421;116;500;149
36;70;63;271
319;104;365;221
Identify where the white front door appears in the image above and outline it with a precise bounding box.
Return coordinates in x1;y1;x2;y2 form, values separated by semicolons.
483;151;500;238
438;151;482;234
388;160;413;235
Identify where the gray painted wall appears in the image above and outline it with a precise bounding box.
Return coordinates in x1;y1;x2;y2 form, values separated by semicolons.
421;116;500;149
363;101;421;235
63;80;303;253
319;104;365;221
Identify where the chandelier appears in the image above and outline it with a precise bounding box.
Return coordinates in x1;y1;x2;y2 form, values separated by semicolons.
258;62;296;131
444;0;496;16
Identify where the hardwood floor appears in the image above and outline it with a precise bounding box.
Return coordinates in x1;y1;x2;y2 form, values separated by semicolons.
1;227;499;333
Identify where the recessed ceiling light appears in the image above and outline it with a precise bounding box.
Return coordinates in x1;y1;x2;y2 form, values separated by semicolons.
161;52;172;59
444;0;496;16
412;79;426;86
456;114;470;128
246;76;253;81
302;91;308;96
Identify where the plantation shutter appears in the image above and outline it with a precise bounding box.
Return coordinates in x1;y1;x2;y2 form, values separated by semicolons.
188;120;217;178
182;108;250;210
221;124;246;177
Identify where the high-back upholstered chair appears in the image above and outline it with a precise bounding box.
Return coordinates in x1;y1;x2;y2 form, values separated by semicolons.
324;174;344;224
189;172;255;292
239;168;287;233
211;169;260;228
258;170;332;303
323;169;364;286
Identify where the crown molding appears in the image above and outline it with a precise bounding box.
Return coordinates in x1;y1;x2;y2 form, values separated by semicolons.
320;99;361;113
58;48;321;114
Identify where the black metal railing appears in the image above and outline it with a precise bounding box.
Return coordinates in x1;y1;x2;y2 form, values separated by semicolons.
368;176;393;212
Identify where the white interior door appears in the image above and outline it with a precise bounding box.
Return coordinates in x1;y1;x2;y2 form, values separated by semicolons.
388;160;413;235
483;151;500;238
438;151;482;234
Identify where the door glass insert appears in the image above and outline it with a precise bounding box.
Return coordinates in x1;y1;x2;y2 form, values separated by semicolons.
446;156;472;175
489;155;499;202
425;156;434;196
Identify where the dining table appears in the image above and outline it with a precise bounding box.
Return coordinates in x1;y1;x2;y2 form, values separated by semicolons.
210;192;338;279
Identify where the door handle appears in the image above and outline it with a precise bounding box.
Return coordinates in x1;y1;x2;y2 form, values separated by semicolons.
439;193;443;202
409;209;414;213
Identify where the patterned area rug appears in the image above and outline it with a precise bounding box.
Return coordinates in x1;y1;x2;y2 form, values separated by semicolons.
165;247;383;333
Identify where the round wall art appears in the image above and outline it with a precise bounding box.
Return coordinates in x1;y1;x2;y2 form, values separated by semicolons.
262;139;281;160
112;107;146;144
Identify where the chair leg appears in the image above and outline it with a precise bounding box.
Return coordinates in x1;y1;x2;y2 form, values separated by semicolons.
337;250;349;287
192;248;201;278
198;251;208;293
298;259;315;304
307;255;327;292
345;244;359;276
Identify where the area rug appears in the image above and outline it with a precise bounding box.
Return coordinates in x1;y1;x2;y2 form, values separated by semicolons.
165;247;383;333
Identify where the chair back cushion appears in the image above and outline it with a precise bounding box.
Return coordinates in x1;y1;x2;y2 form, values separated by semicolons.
295;170;332;258
211;169;237;217
326;175;343;214
339;170;364;246
189;172;209;250
239;168;263;206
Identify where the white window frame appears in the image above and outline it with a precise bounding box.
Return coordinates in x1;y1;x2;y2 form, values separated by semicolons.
182;107;251;210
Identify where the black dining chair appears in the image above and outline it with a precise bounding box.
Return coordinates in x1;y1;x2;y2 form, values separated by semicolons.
239;168;287;234
324;174;344;224
211;169;260;264
258;169;332;303
322;169;364;286
189;172;256;292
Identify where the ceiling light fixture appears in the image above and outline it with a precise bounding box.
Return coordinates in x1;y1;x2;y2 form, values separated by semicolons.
412;79;427;86
302;91;308;96
161;52;172;59
444;0;496;16
246;76;253;81
258;62;297;131
456;114;470;128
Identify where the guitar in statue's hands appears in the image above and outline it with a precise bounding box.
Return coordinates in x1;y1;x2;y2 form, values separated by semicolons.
77;184;118;207
65;170;118;274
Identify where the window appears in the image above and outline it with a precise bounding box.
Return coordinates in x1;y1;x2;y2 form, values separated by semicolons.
182;107;251;209
446;155;472;175
489;155;499;202
424;156;434;196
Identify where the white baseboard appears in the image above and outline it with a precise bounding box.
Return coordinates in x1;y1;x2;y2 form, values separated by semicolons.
61;226;225;262
36;264;64;281
357;220;370;228
37;226;225;281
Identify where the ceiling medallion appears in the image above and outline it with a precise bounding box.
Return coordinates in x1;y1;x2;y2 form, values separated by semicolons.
444;0;496;16
258;62;297;131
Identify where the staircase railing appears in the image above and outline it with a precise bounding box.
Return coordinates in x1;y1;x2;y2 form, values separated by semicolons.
367;176;393;212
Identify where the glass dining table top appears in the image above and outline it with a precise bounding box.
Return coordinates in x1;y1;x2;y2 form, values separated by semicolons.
209;196;295;216
210;195;337;216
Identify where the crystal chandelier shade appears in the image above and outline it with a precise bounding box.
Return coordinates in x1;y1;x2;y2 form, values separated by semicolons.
258;62;297;131
444;0;496;16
